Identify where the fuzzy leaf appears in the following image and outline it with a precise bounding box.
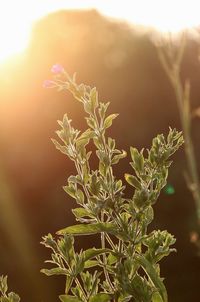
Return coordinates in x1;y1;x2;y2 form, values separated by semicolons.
90;87;98;110
57;223;116;236
124;174;141;189
104;114;118;129
84;260;99;268
41;267;68;276
59;295;81;302
130;147;144;172
84;248;111;261
152;292;164;302
111;150;127;164
136;255;168;302
72;208;92;219
89;293;111;302
63;186;76;199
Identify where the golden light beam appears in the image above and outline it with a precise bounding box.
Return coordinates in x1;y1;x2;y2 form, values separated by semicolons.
0;0;200;62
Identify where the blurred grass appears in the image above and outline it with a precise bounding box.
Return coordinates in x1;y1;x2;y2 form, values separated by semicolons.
0;161;51;301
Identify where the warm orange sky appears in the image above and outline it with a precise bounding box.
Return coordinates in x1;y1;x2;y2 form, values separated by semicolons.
0;0;200;62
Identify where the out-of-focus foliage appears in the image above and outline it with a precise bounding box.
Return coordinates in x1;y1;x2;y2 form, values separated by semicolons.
0;276;20;302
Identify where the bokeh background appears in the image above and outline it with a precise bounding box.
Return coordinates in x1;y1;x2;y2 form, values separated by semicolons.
0;3;200;301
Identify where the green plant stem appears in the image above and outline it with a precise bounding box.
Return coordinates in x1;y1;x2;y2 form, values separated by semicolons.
75;278;87;302
72;133;115;292
100;212;115;292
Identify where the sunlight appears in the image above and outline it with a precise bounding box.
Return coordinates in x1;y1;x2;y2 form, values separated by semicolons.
97;0;200;33
0;0;200;62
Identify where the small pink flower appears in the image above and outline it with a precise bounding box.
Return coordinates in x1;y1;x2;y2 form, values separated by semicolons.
43;80;54;88
51;63;64;74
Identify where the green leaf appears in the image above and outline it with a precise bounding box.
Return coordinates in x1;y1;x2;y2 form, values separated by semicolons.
84;248;111;262
59;295;81;302
90;174;101;196
136;255;168;302
75;190;85;204
1;297;10;302
40;267;68;276
111;150;127;164
89;293;111;302
51;139;68;155
57;223;116;236
84;260;99;268
65;276;73;295
84;101;92;114
124;174;141;189
152;292;164;302
63;185;76;199
130;147;144;172
8;292;20;302
76;129;94;149
72;208;92;219
0;275;8;295
104;114;119;129
86;117;96;129
90;87;98;110
107;253;117;265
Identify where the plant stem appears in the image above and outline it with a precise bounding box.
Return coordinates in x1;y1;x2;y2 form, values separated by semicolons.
101;212;115;292
157;37;200;222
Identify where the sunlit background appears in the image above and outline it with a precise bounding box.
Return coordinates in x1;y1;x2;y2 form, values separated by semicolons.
1;1;200;302
1;0;200;61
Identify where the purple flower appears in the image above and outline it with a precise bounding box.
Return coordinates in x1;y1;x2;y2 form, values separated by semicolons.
43;80;54;88
51;63;64;74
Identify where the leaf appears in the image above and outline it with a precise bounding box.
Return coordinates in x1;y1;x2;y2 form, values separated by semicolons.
40;267;68;276
1;297;10;302
51;139;68;155
90;87;98;110
89;174;101;196
152;292;164;302
124;174;141;189
130;147;144;172
65;276;73;295
84;101;92;114
104;114;119;129
8;293;20;302
76;129;94;149
136;255;168;302
75;190;85;204
0;275;8;295
57;223;116;236
84;248;111;262
72;208;93;219
89;293;111;302
111;150;127;164
59;295;81;302
86;117;96;129
107;253;117;265
63;185;76;199
84;260;99;268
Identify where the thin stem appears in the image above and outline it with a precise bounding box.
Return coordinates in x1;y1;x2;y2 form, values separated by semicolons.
101;212;115;292
105;233;116;250
157;38;200;222
75;278;87;302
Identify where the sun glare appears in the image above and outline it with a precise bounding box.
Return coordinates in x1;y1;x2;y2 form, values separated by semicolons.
0;0;200;62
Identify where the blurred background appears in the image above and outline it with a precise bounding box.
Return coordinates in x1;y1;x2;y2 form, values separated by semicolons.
0;1;200;301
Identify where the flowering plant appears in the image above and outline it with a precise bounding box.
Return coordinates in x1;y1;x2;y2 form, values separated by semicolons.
41;65;183;302
0;65;183;302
